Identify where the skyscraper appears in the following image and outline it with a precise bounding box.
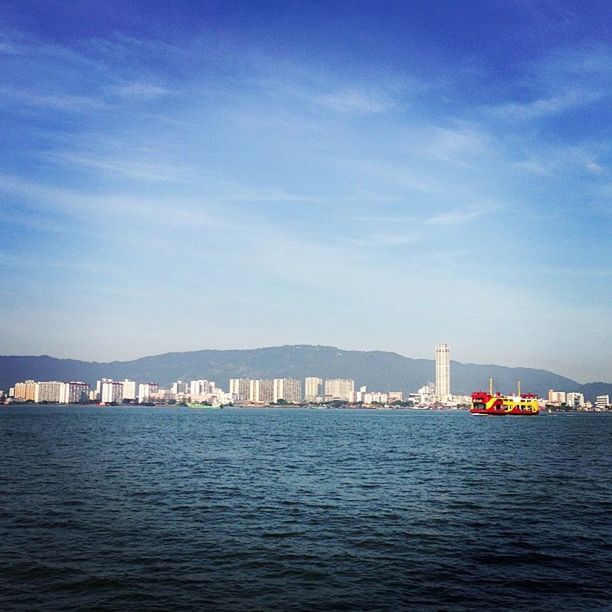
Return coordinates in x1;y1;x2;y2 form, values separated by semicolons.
435;344;450;401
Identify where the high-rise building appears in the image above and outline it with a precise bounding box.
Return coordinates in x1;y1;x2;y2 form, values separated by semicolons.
273;378;302;403
324;379;355;401
259;379;274;403
34;381;62;403
121;379;138;401
304;377;323;402
101;380;124;404
138;383;159;403
595;395;610;410
435;344;451;401
248;379;261;403
171;380;188;394
190;380;215;397
13;380;37;401
229;378;250;402
59;382;90;404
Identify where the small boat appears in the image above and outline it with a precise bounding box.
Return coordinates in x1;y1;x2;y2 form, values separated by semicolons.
470;379;539;416
186;402;222;409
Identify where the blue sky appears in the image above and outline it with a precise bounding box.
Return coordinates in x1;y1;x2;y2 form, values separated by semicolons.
0;0;610;382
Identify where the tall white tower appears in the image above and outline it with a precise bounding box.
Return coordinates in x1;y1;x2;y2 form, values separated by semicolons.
435;344;451;401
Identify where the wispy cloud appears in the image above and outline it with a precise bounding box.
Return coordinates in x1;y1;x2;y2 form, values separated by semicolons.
113;82;172;98
0;174;215;228
424;204;496;226
314;87;395;114
0;86;108;112
489;89;600;121
43;151;189;182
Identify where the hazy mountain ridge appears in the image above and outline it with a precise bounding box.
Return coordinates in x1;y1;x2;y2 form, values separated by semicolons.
2;345;608;402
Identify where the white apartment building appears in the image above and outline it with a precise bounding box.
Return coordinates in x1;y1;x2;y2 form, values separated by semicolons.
324;378;355;401
548;390;567;404
121;379;138;401
595;395;610;410
435;344;451;401
101;380;123;404
190;380;215;397
259;379;274;403
273;378;302;403
171;380;188;394
59;382;90;404
566;392;585;409
34;381;62;403
138;383;159;403
229;378;250;402
304;377;323;402
248;379;260;402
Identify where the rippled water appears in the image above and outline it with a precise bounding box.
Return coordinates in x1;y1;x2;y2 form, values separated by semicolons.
1;406;611;610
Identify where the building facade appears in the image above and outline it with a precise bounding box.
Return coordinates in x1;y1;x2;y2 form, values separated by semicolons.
304;377;323;402
59;382;90;404
324;378;355;401
435;344;451;401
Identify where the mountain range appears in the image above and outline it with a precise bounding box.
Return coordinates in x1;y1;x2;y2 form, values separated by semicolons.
1;345;609;402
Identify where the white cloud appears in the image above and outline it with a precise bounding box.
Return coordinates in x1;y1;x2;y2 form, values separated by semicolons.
43;151;189;182
113;82;172;98
489;89;600;121
314;87;395;114
0;86;108;112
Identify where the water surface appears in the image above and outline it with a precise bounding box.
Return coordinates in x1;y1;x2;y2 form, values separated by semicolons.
1;407;610;610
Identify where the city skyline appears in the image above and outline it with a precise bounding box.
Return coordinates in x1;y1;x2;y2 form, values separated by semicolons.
1;1;611;381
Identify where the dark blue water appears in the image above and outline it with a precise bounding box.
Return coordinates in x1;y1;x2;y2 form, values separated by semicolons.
1;407;611;610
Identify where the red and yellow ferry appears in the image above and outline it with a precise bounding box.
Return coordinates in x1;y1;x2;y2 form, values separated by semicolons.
471;380;539;416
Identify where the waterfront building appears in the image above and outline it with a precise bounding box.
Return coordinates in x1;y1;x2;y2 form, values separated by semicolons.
566;392;585;410
121;380;138;401
34;381;62;403
548;390;567;404
138;383;159;403
435;344;451;401
595;395;610;410
388;391;404;403
171;380;188;394
101;380;123;404
190;380;215;397
259;379;274;403
59;382;90;404
150;389;176;403
304;377;323;402
96;378;115;401
248;379;260;402
324;378;355;401
13;380;37;401
273;378;302;403
229;378;250;402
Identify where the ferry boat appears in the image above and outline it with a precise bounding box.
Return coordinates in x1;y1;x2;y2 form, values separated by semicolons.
470;380;539;416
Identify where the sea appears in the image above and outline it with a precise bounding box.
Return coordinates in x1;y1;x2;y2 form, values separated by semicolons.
1;406;611;611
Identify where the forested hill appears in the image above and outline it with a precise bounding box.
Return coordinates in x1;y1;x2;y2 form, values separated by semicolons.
2;345;606;401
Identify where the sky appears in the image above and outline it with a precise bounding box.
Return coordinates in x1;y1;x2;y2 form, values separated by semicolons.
0;0;610;382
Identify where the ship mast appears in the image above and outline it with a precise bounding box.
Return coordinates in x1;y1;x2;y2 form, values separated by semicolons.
489;377;493;395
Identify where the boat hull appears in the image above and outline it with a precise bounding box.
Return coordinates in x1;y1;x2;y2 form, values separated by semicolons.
470;408;539;416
